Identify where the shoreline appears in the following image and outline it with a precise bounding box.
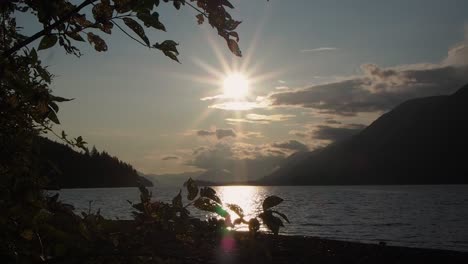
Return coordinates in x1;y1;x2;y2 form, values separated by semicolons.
108;220;468;263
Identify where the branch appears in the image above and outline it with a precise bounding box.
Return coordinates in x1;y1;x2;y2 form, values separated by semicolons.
1;0;97;58
182;1;209;19
111;20;149;48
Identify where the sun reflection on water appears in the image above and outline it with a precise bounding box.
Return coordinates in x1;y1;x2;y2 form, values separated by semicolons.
213;186;266;231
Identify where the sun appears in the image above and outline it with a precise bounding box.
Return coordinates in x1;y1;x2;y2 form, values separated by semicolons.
223;73;249;99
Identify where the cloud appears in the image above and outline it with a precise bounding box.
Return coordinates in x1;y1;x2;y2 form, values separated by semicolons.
209;101;266;111
266;31;468;117
290;123;366;145
226;114;295;124
196;128;236;140
186;140;309;182
300;47;338;53
325;119;342;125
162;156;180;161
443;25;468;66
311;124;366;142
275;86;290;90
271;140;309;152
197;130;215;137
216;129;236;139
268;64;468;116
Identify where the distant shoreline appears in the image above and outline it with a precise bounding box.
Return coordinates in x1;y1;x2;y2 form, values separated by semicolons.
47;183;468;190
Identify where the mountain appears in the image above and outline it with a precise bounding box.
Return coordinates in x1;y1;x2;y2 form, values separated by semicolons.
260;83;468;185
144;171;204;187
37;137;153;188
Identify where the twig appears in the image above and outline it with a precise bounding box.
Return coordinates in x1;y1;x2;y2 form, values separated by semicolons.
1;0;97;58
111;20;149;48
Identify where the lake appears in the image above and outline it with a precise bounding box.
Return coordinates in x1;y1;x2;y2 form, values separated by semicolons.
52;185;468;252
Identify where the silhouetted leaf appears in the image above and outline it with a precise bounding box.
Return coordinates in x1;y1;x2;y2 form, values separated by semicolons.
123;17;150;46
227;39;241;57
49;102;59;113
66;32;85;42
259;211;283;235
233;218;242;225
20;229;34;240
51;95;73;102
248;218;260;234
221;0;234;9
92;2;113;22
137;12;166;31
225;20;241;31
193;197;228;217
272;210;290;223
200;187;221;204
87;32;108;52
172;189;182;208
229;32;239;42
173;0;181;10
183;178;198;200
262;195;283;211
196;14;204;25
38;35;57;50
48;110;60;124
30;48;38;61
226;203;244;217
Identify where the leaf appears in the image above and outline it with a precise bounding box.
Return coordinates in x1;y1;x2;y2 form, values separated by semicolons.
51;95;73;102
30;48;38;62
225;20;242;31
262;195;283;211
38;35;58;50
259;211;283;235
196;14;204;25
248;218;260;234
49;102;59;113
87;32;108;52
66;32;85;42
48;110;60;124
233;218;242;225
227;39;242;57
137;11;166;31
92;2;113;22
122;17;150;46
173;0;181;9
229;32;239;42
193;197;228;217
272;210;290;224
226;203;244;217
172;189;183;208
183;178;198;200
20;229;34;241
200;187;221;204
221;0;234;9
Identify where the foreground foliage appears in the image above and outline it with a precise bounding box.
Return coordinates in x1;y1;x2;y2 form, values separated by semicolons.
1;177;289;263
1;1;281;263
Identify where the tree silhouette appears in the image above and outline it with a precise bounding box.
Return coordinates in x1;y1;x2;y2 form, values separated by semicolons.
1;0;244;195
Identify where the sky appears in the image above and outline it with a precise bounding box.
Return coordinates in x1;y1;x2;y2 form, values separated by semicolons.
21;0;468;180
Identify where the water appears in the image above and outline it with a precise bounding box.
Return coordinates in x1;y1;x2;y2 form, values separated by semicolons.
52;185;468;252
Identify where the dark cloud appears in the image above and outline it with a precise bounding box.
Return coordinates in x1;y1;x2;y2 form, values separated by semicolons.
196;128;236;139
186;140;308;182
312;124;366;142
272;140;309;152
268;42;468;117
161;156;180;161
196;130;215;137
325;119;342;125
215;129;236;139
269;65;468;116
290;124;366;146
